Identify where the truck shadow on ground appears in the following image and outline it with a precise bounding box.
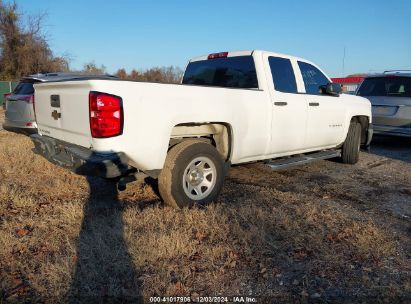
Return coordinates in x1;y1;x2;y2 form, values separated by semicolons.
368;135;411;163
68;176;142;303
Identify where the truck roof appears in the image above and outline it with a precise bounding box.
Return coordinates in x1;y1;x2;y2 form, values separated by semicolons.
189;50;309;63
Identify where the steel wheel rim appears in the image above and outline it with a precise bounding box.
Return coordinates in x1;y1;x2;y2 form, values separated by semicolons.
183;156;217;200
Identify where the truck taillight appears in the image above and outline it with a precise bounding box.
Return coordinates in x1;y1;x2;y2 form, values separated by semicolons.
89;91;123;138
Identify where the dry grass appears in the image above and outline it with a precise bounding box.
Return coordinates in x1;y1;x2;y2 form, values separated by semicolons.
0;116;410;302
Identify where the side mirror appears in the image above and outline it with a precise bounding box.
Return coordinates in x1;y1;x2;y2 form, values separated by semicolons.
320;83;342;96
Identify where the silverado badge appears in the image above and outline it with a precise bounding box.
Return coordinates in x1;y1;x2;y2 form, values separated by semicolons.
51;110;61;120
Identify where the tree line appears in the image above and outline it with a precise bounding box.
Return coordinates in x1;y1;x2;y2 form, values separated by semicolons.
0;1;182;83
83;62;183;83
113;66;182;83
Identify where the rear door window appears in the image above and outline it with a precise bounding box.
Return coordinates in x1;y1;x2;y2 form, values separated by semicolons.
357;77;411;97
13;82;34;95
298;61;329;95
182;56;258;89
268;57;297;93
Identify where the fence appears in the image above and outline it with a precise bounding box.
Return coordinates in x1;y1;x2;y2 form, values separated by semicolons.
0;81;19;106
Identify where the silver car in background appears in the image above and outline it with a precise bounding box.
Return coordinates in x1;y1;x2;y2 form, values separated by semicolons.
3;77;38;134
357;71;411;137
3;73;118;135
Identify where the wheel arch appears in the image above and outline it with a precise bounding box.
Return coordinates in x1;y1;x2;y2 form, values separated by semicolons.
168;122;233;162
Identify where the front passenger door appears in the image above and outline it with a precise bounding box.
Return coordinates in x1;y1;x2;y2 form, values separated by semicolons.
297;61;346;149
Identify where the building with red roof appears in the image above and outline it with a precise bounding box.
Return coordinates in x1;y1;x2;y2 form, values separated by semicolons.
331;76;365;94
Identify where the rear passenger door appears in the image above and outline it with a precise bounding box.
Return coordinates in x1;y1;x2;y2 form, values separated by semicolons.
265;56;308;154
297;61;346;148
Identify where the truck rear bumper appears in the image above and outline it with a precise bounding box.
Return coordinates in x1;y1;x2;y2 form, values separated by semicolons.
3;119;38;135
30;134;131;178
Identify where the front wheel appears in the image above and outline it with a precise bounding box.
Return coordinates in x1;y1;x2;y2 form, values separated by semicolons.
158;140;226;208
341;122;361;164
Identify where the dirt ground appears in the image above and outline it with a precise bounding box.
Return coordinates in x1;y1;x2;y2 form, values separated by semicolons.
0;109;410;303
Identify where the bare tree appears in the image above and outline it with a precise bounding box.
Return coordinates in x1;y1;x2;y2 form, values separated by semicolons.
159;66;183;83
115;68;127;79
82;61;106;75
129;69;140;81
0;1;69;80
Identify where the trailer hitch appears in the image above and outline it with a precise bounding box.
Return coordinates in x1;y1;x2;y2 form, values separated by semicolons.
117;171;147;191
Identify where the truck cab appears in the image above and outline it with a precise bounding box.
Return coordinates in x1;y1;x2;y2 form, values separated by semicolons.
182;51;372;157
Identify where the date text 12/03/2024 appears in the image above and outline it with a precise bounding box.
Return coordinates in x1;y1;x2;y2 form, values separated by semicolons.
149;296;258;302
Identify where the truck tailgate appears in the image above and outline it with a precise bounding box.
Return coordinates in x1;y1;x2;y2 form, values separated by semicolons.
34;81;92;148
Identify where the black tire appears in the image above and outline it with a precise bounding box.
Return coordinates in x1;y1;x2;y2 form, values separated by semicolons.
158;140;226;209
341;122;361;164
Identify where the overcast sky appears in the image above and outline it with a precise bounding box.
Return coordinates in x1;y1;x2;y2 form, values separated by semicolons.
15;0;411;77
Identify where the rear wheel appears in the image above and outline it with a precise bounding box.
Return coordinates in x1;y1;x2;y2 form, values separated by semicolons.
341;122;361;164
158;140;226;208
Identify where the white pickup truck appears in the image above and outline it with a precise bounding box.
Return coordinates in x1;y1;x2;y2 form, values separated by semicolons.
31;50;373;208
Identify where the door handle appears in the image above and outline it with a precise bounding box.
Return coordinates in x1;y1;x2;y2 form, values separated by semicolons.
274;102;288;106
309;102;320;107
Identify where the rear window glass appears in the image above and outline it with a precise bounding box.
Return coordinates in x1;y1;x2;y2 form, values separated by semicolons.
13;82;34;95
182;56;258;89
357;77;411;97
